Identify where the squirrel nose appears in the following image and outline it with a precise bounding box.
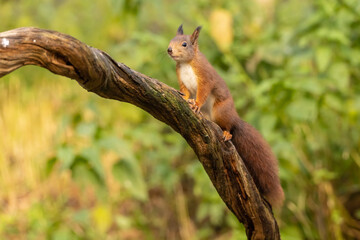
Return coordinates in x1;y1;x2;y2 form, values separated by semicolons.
167;47;172;54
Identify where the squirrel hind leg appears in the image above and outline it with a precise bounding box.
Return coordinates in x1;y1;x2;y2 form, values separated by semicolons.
212;99;238;139
223;130;232;141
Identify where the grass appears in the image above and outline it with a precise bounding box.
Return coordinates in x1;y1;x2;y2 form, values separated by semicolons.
0;67;92;239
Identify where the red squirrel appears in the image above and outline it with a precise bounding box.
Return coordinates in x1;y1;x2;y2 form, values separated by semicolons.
167;25;284;207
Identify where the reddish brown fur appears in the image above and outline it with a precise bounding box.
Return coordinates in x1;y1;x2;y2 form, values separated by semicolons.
168;25;284;207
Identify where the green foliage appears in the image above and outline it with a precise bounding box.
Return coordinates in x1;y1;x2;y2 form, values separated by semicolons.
0;0;360;239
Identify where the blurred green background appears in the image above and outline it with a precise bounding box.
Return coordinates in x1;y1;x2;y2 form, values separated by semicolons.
1;0;360;239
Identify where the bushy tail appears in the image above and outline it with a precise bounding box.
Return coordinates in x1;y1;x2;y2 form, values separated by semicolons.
231;118;284;207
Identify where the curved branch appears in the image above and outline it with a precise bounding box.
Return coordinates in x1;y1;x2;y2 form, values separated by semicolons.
0;27;280;239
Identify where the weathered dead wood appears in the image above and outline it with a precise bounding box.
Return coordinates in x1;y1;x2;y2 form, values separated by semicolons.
0;27;280;239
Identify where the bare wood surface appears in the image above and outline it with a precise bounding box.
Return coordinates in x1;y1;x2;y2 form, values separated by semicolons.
0;27;280;239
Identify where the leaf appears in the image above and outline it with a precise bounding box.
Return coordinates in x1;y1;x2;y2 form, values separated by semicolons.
210;9;233;52
259;114;277;139
115;215;132;229
285;78;324;96
57;145;75;170
92;204;112;234
280;225;303;240
328;62;349;91
197;203;210;222
51;227;73;240
45;157;57;177
72;209;90;226
315;47;332;72
324;94;343;112
75;122;97;138
286;98;317;121
209;203;224;225
317;28;350;45
80;147;105;181
71;156;105;186
313;169;337;184
97;135;133;158
112;159;147;201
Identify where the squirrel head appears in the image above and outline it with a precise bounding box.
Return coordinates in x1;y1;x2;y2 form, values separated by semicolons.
167;24;202;63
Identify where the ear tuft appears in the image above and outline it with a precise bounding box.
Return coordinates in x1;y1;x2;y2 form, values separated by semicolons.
177;24;184;35
195;26;202;33
190;26;202;45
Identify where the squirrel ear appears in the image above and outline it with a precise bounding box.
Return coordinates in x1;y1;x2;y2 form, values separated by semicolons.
177;24;184;35
190;26;202;45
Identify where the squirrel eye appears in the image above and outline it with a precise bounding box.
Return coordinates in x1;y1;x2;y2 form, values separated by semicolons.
182;42;187;47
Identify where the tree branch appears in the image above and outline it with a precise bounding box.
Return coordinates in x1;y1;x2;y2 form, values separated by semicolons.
0;27;280;239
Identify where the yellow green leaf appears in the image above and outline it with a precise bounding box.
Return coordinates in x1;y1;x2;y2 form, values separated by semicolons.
92;204;112;233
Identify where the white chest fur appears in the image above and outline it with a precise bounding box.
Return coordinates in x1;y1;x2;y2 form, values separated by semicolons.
178;63;198;94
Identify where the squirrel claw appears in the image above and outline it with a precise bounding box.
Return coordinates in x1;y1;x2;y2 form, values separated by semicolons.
178;91;185;96
187;99;202;115
192;105;201;114
187;99;196;105
223;131;232;141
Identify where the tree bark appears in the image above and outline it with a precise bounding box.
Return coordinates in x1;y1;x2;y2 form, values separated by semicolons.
0;27;280;239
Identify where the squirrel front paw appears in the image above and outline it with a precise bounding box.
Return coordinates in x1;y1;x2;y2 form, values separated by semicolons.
187;99;201;114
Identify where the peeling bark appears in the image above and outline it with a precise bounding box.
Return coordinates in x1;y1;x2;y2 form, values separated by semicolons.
0;27;280;239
